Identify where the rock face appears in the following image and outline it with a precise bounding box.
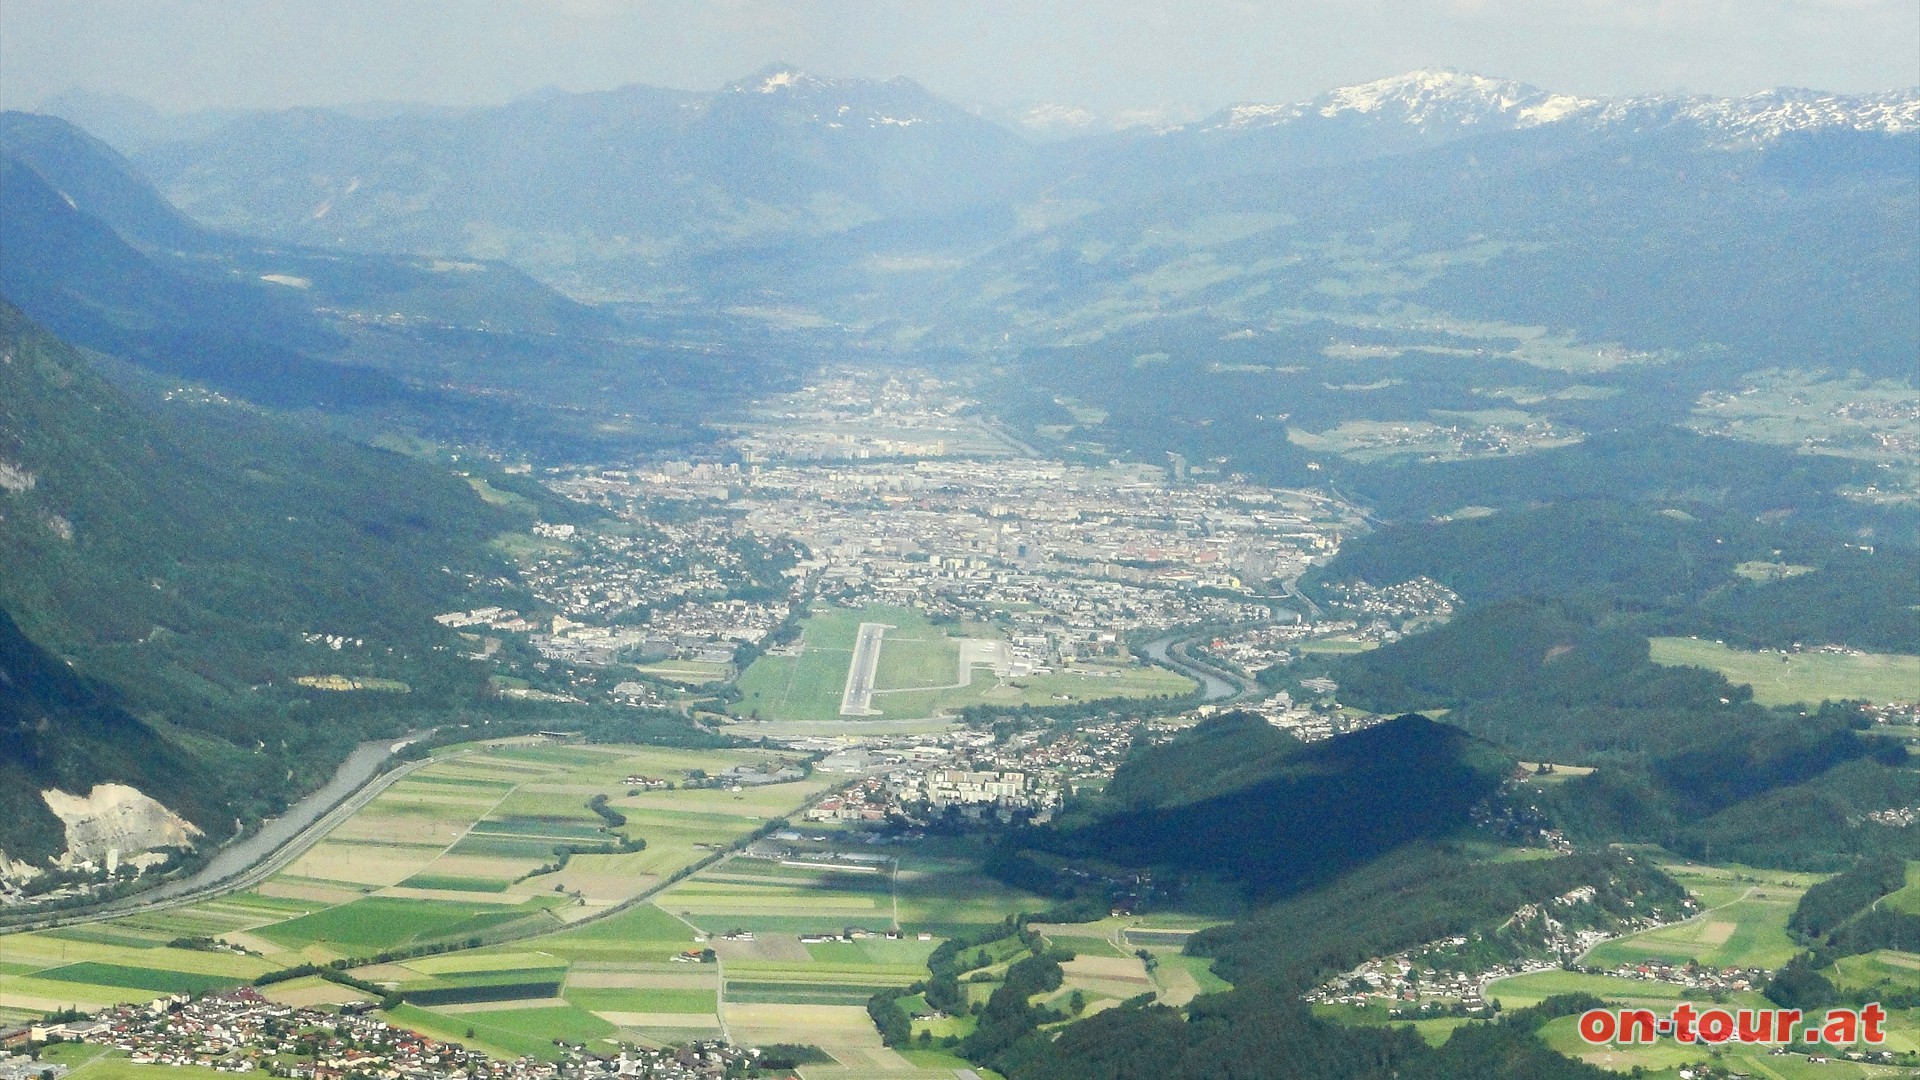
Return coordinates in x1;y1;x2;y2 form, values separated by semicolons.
40;784;201;863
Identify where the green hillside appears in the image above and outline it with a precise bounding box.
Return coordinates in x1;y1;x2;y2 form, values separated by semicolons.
0;301;519;861
1006;713;1510;898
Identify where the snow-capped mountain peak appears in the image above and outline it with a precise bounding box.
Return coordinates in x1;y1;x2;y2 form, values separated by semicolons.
1194;69;1918;145
1597;86;1920;144
718;64;961;131
1205;69;1596;133
1313;69;1595;128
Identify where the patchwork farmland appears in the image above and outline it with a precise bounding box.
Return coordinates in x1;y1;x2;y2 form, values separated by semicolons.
1;737;1246;1078
0;742;829;1032
0;740;1051;1077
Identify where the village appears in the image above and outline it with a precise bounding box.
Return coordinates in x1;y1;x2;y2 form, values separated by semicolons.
2;989;773;1080
758;716;1184;828
1306;888;1706;1017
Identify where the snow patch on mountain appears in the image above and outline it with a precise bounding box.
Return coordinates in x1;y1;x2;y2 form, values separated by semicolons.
1207;70;1593;133
1597;87;1920;144
1018;103;1099;136
1314;70;1594;129
0;459;35;493
1197;68;1918;144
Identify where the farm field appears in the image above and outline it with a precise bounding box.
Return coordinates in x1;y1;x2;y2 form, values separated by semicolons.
1488;858;1919;1078
628;659;733;685
1830;949;1920;998
735;603;1191;722
362;841;1045;1068
658;843;1048;937
0;927;270;1018
1533;1005;1920;1079
1581;862;1809;971
1687;370;1920;503
0;741;829;1030
6;737;1183;1075
1031;914;1232;1012
1649;637;1920;707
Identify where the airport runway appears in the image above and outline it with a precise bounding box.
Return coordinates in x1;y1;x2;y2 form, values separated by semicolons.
838;622;890;715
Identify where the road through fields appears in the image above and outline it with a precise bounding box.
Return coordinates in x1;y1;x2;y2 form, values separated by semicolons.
3;734;436;932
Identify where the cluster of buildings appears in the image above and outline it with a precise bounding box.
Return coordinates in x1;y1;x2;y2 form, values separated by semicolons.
432;607;541;634
418;371;1391;718
10;990;771;1080
1584;960;1768;996
1308;889;1698;1012
1192;623;1314;675
1862;702;1920;726
513;374;1358;674
724;373;1002;462
1230;697;1386;743
1313;576;1458;628
512;512;795;632
789;716;1192;828
1297;416;1580;462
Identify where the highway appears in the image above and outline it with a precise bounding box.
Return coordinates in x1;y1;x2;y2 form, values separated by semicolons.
3;734;439;933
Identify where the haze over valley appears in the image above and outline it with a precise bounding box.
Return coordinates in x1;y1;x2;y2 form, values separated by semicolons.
1;11;1918;1079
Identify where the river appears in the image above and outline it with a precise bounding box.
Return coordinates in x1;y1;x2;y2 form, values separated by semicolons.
90;734;418;912
1140;633;1242;702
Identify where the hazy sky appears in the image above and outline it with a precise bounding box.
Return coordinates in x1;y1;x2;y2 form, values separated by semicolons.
3;0;1917;117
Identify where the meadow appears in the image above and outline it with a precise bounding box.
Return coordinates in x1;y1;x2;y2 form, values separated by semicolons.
1650;637;1920;707
1580;861;1812;972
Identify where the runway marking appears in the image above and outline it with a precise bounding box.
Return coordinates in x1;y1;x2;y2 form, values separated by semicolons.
838;622;891;715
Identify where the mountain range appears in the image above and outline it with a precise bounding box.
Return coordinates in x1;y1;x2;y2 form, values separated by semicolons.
0;109;810;459
3;60;1918;1078
8;63;1913;488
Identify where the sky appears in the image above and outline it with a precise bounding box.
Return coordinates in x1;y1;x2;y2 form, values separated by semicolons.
3;0;1917;118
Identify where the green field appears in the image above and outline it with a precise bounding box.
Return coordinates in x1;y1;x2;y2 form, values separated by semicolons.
734;603;1191;721
66;1055;233;1080
1;740;1052;1072
36;963;241;995
629;659;733;684
1830;950;1920;997
0;740;829;1026
657;845;1046;940
1582;897;1803;971
1651;637;1920;706
1581;861;1812;972
253;895;545;951
734;604;964;721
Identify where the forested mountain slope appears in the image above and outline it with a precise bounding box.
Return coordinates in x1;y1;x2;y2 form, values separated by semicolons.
0;301;514;863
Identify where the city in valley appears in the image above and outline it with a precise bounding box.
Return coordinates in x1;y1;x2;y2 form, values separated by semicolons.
0;371;1475;1078
8;367;1917;1080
